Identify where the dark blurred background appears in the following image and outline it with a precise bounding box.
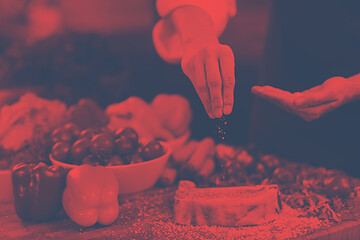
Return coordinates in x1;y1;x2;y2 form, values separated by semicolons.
0;0;271;145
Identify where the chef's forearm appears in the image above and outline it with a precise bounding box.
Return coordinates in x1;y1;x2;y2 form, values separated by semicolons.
169;6;218;48
153;1;236;63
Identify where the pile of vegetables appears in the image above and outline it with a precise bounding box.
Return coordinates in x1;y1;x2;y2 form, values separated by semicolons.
6;92;193;227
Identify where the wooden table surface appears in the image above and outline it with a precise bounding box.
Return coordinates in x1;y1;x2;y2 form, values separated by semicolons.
0;186;359;240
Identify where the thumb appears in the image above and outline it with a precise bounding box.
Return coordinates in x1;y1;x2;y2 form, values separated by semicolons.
293;96;311;108
294;94;336;108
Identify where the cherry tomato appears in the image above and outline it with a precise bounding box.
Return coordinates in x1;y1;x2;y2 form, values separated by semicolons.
90;133;114;158
260;154;281;170
208;173;222;187
104;155;125;166
256;163;268;177
141;140;164;160
115;127;138;144
82;154;101;166
71;138;91;164
63;123;81;137
235;150;254;167
79;128;99;139
272;167;295;184
129;153;143;164
80;128;113;140
215;156;232;171
225;161;247;184
324;176;352;198
51;142;71;163
99;127;114;139
51;128;73;143
137;145;144;154
115;136;136;156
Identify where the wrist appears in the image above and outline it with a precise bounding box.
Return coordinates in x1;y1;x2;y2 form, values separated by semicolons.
346;73;360;102
183;34;219;52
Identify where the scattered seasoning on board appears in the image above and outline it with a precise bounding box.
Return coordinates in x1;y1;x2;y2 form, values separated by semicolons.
111;188;333;240
216;116;228;141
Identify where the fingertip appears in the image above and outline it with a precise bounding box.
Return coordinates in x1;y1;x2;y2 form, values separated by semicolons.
207;110;215;119
223;105;232;115
214;108;223;118
251;86;262;94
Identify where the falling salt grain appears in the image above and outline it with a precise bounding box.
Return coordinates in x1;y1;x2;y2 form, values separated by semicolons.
216;116;228;141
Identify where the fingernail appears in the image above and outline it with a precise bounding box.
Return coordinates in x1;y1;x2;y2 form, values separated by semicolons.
224;105;232;115
251;88;264;95
215;108;223;118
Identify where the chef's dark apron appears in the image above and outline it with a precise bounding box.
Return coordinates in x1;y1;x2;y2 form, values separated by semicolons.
249;0;360;177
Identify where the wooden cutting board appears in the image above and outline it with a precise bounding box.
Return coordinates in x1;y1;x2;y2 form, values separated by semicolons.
0;187;359;240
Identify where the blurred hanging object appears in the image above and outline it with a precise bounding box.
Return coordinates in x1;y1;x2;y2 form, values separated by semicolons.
60;0;155;34
27;3;62;45
0;0;155;44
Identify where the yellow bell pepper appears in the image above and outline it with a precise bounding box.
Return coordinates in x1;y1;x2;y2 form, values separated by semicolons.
62;165;119;227
151;94;192;138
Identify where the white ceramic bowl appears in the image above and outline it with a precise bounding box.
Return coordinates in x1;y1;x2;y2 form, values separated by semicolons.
50;141;171;195
0;170;13;202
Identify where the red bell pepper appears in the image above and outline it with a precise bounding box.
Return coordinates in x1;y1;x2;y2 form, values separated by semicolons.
62;165;119;227
11;162;66;222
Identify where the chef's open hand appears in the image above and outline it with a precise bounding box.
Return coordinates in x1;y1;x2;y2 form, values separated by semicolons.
181;41;235;119
252;77;355;121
